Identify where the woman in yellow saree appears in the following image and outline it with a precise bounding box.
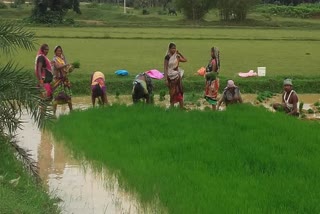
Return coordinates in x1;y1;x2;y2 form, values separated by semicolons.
163;43;187;109
52;46;73;115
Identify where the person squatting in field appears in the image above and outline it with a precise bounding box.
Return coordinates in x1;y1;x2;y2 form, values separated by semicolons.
132;72;153;104
272;78;299;116
164;42;187;109
216;80;243;110
91;71;108;106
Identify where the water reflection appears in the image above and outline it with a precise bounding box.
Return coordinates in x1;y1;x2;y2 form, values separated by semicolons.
16;101;144;214
39;133;142;214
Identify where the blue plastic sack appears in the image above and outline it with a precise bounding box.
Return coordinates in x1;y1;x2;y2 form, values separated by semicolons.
115;70;129;76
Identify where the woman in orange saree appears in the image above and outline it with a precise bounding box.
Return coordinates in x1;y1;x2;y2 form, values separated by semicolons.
204;47;220;110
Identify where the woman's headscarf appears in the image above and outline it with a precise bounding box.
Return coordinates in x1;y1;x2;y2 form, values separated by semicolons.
165;42;181;80
35;44;52;75
53;45;67;64
166;42;176;56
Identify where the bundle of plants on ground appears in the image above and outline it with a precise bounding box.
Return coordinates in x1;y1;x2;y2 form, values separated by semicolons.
256;91;276;103
51;104;320;214
314;101;320;112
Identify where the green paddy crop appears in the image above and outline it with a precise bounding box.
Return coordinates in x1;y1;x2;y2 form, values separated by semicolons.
51;104;320;213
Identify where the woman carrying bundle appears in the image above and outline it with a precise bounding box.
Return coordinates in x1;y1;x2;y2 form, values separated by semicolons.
51;45;73;115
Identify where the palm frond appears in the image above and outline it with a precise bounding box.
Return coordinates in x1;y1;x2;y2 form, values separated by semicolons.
0;62;54;135
0;21;36;55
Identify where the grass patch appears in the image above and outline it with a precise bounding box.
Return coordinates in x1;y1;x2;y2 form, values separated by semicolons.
51;104;320;213
5;36;320;80
0;137;60;214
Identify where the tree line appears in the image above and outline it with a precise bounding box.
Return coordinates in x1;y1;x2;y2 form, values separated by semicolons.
30;0;320;23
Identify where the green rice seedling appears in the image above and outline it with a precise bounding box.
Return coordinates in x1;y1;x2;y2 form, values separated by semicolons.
51;104;320;214
256;95;264;103
159;90;166;101
184;93;199;104
299;102;304;113
300;113;306;118
314;101;320;107
204;106;211;111
115;90;120;98
257;91;276;103
71;60;80;69
150;93;154;104
308;108;314;114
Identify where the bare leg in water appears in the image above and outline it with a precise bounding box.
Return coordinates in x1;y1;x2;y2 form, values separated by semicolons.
67;100;73;112
179;100;184;109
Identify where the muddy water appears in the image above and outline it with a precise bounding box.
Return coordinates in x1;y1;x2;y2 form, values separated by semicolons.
15;94;320;213
16;104;148;214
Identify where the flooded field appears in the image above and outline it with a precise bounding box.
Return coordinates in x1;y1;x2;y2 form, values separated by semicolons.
15;93;320;214
16;107;150;214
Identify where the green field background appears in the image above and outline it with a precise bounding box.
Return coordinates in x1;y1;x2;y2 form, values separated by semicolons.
6;27;320;80
2;27;320;94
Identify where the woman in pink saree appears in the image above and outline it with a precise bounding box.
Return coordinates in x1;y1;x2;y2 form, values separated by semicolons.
35;44;53;101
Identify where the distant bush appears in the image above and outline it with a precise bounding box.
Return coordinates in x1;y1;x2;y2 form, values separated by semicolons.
64;18;75;25
0;2;8;9
256;3;320;18
10;3;19;8
86;2;99;8
30;10;64;24
142;9;149;15
158;9;167;15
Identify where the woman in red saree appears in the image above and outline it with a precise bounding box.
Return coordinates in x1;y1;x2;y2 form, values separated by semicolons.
35;44;53;101
163;43;187;109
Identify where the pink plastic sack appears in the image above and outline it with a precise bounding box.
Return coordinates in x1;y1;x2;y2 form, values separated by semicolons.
145;69;164;79
238;70;257;78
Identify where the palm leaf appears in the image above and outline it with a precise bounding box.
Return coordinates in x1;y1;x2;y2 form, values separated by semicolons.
0;62;53;134
0;21;35;55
